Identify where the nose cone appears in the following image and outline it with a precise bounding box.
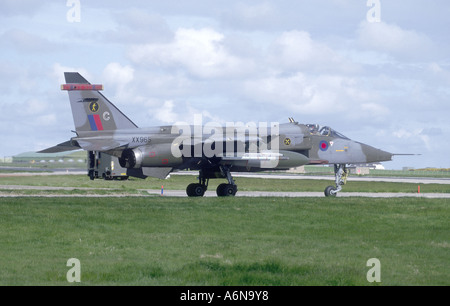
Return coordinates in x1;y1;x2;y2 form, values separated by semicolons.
362;144;393;163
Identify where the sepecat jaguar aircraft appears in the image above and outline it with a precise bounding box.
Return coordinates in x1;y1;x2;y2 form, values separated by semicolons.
40;72;399;197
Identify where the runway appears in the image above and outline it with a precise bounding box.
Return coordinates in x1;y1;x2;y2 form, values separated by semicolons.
173;172;450;185
0;184;449;198
149;190;450;198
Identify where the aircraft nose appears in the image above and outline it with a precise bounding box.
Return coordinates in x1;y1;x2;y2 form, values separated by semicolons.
362;144;393;163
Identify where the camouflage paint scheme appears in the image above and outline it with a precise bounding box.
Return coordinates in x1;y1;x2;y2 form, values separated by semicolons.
40;73;394;197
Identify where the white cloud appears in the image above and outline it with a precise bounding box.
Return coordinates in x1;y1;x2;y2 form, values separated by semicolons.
242;73;363;115
101;62;134;97
268;31;356;73
357;21;436;60
2;29;64;53
52;63;93;85
0;0;46;17
24;98;47;115
96;8;173;44
148;99;225;125
220;1;279;30
35;113;57;127
97;63;137;110
102;62;134;85
127;28;255;78
151;100;178;123
360;103;390;118
393;128;434;152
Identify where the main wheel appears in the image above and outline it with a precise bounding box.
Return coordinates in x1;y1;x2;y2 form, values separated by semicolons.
216;183;237;197
186;183;206;197
324;186;337;197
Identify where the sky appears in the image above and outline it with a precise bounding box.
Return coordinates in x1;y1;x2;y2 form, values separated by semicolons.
0;0;449;169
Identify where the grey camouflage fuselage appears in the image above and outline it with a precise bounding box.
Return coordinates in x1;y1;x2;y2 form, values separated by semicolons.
41;72;394;197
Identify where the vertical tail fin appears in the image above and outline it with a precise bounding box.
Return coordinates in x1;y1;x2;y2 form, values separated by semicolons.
63;72;138;132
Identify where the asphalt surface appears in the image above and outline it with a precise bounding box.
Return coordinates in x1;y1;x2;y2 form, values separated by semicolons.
150;190;450;198
229;172;450;185
1;184;449;198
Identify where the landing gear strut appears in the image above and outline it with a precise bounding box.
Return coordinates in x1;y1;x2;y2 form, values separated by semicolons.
186;165;237;197
324;164;348;197
216;165;237;197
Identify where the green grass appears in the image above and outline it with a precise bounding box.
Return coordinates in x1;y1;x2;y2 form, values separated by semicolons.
0;196;448;285
0;174;448;194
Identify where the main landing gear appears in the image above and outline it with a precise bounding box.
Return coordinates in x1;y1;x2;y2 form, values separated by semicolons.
324;164;348;197
186;165;237;197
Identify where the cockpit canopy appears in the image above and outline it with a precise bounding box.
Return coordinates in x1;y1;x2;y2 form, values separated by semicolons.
306;124;349;139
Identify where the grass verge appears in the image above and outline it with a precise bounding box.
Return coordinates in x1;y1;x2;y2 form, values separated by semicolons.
0;174;448;194
0;196;448;285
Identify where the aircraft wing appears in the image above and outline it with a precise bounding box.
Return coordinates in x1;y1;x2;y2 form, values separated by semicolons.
39;137;130;154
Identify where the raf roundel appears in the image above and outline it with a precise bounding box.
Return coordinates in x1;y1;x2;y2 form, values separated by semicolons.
319;140;329;151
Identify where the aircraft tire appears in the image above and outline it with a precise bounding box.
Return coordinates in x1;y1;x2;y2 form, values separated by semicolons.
324;186;337;197
217;184;237;197
216;183;225;196
187;183;205;197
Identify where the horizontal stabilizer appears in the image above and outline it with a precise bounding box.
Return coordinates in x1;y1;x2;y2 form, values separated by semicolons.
76;139;129;152
37;140;81;153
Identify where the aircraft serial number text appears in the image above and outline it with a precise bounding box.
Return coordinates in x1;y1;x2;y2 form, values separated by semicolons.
132;137;151;143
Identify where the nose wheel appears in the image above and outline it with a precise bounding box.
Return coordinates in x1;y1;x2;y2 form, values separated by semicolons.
324;164;348;197
324;185;337;197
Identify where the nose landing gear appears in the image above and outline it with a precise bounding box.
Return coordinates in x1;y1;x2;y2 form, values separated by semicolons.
324;164;348;197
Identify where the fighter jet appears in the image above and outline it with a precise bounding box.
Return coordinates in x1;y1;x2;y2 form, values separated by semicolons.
40;72;396;197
